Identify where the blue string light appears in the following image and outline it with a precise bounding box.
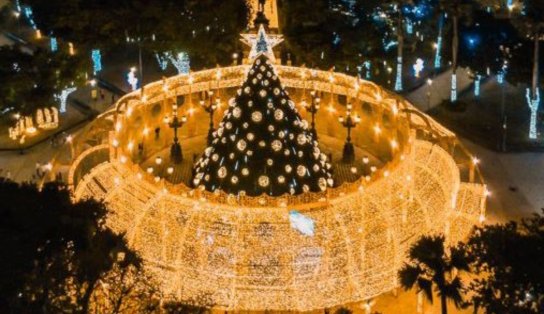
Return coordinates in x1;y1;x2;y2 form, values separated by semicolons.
474;75;481;97
92;49;102;75
50;37;58;52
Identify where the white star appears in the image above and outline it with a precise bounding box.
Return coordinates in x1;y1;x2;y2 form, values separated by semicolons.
240;25;283;62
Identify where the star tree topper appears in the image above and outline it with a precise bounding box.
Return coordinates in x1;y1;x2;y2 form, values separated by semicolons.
241;25;283;63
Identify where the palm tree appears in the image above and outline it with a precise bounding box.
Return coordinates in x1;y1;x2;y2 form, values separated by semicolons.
384;1;414;92
398;235;470;314
440;0;473;102
517;0;544;139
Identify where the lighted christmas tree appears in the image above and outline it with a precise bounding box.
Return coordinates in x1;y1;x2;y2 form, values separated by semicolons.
192;55;333;196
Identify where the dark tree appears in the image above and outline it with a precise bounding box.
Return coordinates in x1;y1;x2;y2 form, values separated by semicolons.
25;0;250;68
0;179;139;313
193;55;334;196
0;45;88;115
467;211;544;314
281;0;384;72
398;235;470;314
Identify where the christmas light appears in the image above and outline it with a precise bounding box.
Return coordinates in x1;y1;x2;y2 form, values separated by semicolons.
155;53;169;71
434;14;444;69
168;52;190;75
395;56;403;91
413;58;424;77
127;68;138;91
50;37;58;52
451;73;457;102
526;88;540;139
92;49;102;75
474;75;482;97
56;87;77;113
71;55;486;311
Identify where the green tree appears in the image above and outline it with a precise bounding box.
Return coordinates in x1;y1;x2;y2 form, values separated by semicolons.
398;235;470;314
467;211;544;313
0;179;139;313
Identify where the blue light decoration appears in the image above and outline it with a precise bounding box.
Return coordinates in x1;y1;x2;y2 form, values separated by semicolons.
526;88;540;139
451;73;457;102
168;52;190;75
474;75;482;97
434;14;444;69
155;53;169;71
405;18;413;35
395;56;403;91
497;71;505;84
364;61;372;79
464;34;481;50
127;68;139;91
55;87;77;113
50;37;58;52
23;6;37;29
413;58;424;77
289;210;315;236
383;40;398;52
15;0;21;12
91;49;102;75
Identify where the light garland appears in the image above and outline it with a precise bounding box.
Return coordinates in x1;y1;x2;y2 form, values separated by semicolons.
56;86;77;113
127;68;138;91
451;73;457;102
92;49;102;75
69;57;486;311
413;58;424;77
434;14;444;69
474;74;482;97
526;88;540;139
50;37;58;52
395;56;403;91
155;53;169;71
168;52;190;75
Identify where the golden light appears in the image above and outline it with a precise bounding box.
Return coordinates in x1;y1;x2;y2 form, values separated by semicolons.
69;58;486;312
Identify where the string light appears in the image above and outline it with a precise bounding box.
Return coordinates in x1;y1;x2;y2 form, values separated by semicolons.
526;88;540;139
56;87;77;113
71;55;486;311
92;49;102;75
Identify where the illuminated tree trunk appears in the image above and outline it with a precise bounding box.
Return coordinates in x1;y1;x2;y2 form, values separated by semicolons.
395;9;404;92
451;14;459;102
434;14;444;69
527;31;540;139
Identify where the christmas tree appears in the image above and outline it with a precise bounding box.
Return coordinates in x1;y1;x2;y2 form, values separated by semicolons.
192;55;333;196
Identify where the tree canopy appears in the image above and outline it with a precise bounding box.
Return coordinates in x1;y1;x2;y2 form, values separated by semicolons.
0;179;139;313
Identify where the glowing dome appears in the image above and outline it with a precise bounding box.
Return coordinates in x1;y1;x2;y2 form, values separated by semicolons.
69;59;486;310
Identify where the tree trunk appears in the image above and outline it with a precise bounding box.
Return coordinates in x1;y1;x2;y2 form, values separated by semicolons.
441;294;448;314
81;285;94;314
532;30;540;98
395;9;404;91
451;14;459;102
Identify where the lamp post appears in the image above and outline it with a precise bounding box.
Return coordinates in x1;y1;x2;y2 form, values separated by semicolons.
200;90;219;146
166;104;187;164
302;90;321;140
339;103;361;163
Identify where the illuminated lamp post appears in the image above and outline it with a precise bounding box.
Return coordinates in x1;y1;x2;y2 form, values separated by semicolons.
339;103;361;163
165;104;187;164
302;90;321;140
200;90;219;146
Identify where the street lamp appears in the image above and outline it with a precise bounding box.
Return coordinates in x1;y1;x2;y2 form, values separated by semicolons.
302;90;321;140
338;103;361;163
200;90;219;146
166;104;187;164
